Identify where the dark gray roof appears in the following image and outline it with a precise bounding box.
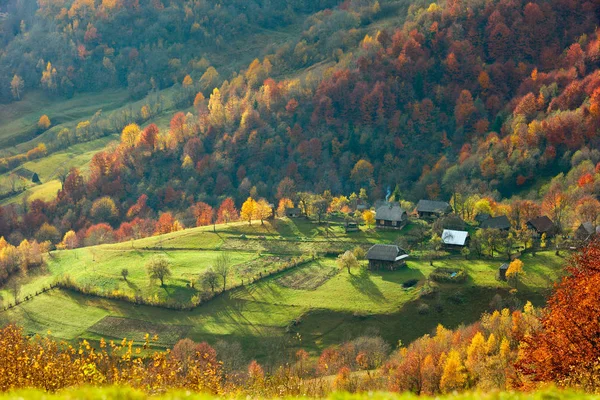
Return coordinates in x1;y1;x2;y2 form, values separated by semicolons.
527;216;554;233
481;215;511;230
285;207;301;213
579;222;595;235
366;244;407;261
475;213;491;222
375;203;406;222
416;200;452;214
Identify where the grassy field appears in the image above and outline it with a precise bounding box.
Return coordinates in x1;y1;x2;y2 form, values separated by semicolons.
0;217;567;361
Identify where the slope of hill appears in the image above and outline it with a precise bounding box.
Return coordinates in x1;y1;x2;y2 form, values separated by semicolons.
0;217;565;361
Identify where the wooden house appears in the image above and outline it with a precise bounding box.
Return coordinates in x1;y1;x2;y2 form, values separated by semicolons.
375;203;408;229
526;216;556;237
416;200;453;219
366;244;409;270
575;222;596;241
480;215;511;231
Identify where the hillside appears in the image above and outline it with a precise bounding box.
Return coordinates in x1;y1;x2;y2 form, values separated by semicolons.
0;217;565;361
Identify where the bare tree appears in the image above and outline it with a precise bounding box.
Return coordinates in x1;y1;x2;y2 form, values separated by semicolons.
9;278;21;303
201;268;220;293
214;253;232;292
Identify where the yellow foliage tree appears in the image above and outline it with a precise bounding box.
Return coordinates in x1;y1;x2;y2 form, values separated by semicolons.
58;230;79;250
256;199;273;225
183;75;193;87
38;115;51;130
363;209;375;228
240;197;257;225
506;258;524;289
121;123;141;148
440;350;467;393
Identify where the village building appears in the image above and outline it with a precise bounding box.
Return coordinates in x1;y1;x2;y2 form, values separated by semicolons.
575;222;596;241
441;229;470;248
526;216;556;237
375;202;408;229
285;207;301;218
480;215;511;231
499;263;509;281
345;221;359;233
366;244;409;270
416;200;453;219
475;213;491;224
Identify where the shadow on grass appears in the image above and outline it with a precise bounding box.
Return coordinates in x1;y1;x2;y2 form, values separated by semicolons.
348;269;385;301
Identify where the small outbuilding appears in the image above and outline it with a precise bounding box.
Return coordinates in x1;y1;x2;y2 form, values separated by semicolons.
480;215;511;231
345;221;359;233
526;216;556;237
375;203;408;229
441;229;470;248
416;200;453;219
366;244;409;270
499;263;509;281
575;222;596;241
285;207;301;218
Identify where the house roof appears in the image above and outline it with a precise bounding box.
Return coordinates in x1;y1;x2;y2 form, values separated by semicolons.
416;200;452;214
475;213;491;222
285;207;301;213
499;263;509;270
481;215;511;230
366;244;408;262
441;229;469;246
579;222;595;235
527;216;554;233
375;203;406;222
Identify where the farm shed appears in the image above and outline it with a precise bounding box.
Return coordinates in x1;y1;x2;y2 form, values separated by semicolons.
345;221;359;233
575;222;596;241
285;207;301;218
366;244;408;270
499;263;509;281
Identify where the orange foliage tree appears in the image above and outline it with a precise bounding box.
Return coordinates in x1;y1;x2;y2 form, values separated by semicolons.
517;239;600;386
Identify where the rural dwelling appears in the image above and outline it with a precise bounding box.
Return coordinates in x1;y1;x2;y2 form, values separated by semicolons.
366;244;409;270
480;215;511;231
499;263;509;281
416;200;453;218
526;216;556;237
441;229;470;248
475;213;491;224
375;202;408;229
345;221;359;233
285;207;301;218
575;222;596;241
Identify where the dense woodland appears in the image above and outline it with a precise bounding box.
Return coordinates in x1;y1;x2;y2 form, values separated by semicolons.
1;0;600;251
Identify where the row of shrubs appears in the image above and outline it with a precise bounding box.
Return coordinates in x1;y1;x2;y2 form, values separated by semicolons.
1;284;58;312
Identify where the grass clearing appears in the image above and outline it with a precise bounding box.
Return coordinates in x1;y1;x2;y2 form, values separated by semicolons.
89;316;191;345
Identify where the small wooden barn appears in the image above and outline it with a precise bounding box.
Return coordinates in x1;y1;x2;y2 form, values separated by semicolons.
575;222;596;241
499;263;509;281
285;207;301;218
366;244;409;270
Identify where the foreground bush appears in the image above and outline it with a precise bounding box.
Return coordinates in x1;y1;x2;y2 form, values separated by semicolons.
0;386;597;400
